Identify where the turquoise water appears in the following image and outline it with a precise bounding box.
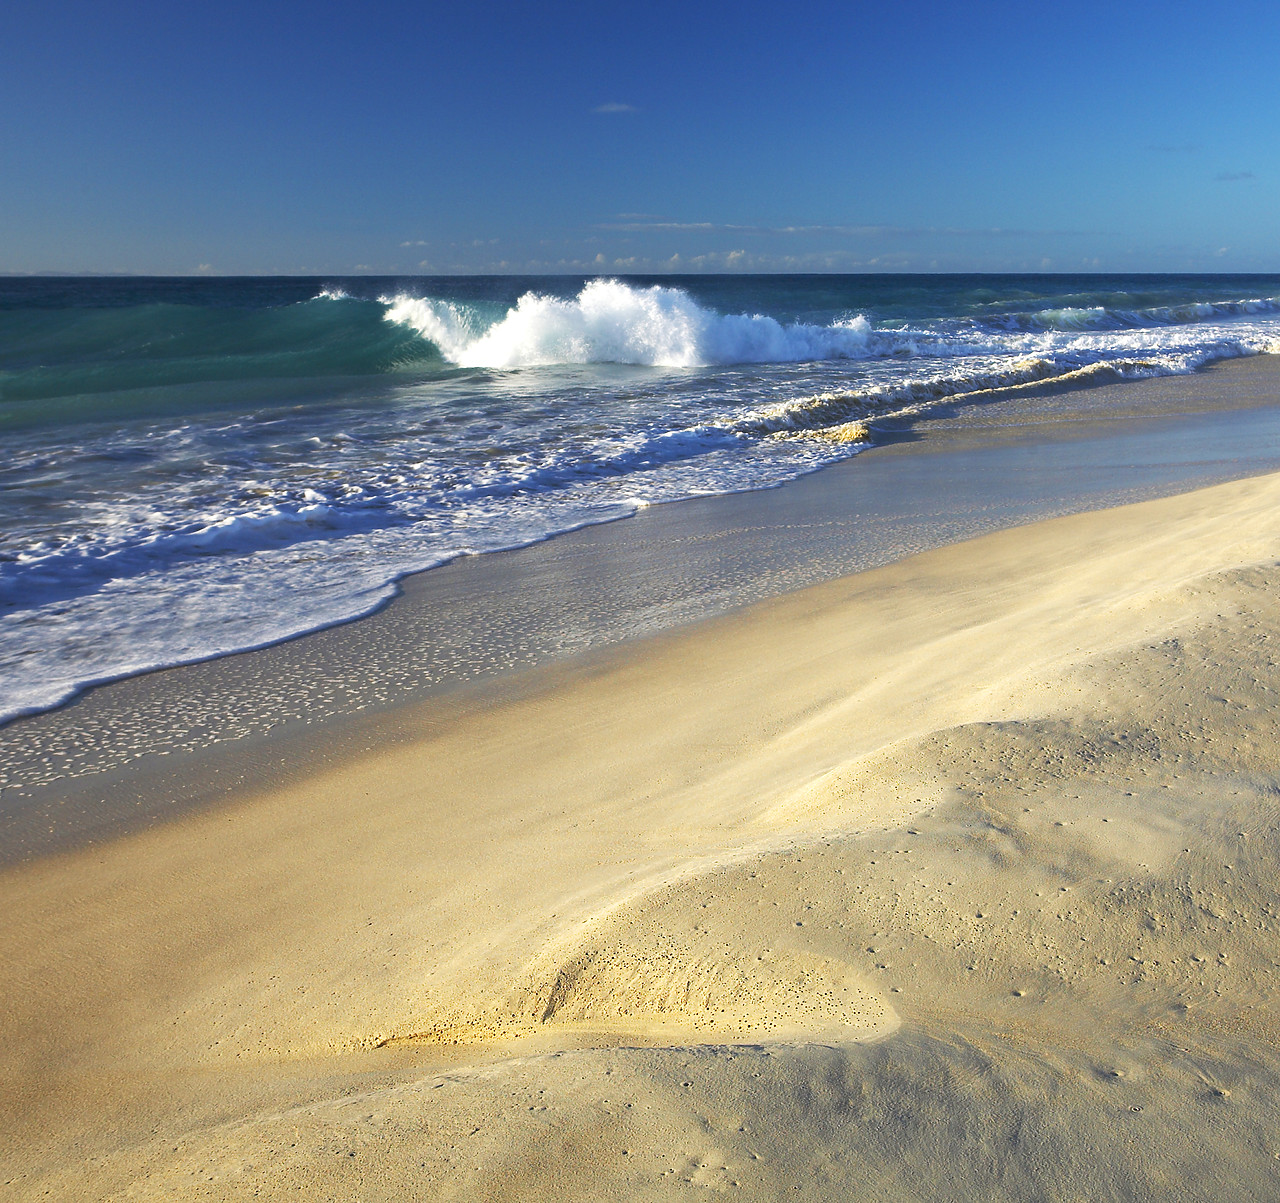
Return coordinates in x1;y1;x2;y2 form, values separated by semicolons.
3;273;1280;721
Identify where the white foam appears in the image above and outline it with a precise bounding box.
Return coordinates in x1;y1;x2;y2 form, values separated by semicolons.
384;279;876;368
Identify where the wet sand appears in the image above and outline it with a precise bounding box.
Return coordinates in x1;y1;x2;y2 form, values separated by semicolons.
3;357;1280;1199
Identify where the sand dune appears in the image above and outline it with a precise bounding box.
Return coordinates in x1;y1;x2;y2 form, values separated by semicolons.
5;473;1280;1199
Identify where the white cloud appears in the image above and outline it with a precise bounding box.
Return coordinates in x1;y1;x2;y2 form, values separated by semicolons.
597;220;1110;238
592;102;639;114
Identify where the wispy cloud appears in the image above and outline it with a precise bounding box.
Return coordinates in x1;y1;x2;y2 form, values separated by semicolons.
592;102;639;114
597;220;1110;238
436;244;1121;275
1215;171;1256;182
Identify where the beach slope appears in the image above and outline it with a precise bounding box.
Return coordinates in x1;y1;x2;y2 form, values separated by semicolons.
5;471;1280;1199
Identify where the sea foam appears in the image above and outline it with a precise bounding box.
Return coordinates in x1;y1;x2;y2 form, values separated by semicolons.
383;279;877;368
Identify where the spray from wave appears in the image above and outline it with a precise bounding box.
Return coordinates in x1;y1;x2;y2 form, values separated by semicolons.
382;278;880;368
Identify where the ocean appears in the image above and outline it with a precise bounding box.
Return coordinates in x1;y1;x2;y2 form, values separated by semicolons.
3;273;1280;724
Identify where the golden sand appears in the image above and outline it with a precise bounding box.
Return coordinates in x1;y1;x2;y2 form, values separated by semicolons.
5;472;1280;1199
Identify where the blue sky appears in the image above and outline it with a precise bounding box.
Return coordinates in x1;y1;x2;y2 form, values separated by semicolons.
3;0;1277;275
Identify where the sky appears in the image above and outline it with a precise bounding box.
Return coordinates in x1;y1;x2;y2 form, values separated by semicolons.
2;0;1278;276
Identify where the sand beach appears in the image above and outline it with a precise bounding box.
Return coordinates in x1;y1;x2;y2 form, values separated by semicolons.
5;356;1280;1200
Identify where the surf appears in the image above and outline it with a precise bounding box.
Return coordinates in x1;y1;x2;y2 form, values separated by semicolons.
382;278;882;368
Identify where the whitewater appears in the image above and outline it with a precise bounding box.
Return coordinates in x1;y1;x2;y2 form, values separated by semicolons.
3;272;1280;723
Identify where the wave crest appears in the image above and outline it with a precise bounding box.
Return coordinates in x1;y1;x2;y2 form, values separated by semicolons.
987;295;1280;334
383;279;877;368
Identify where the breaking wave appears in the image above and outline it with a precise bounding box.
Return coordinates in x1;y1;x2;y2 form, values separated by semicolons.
383;278;889;367
980;295;1280;333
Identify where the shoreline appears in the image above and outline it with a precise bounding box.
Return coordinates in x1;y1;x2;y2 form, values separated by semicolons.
5;463;1280;1198
5;354;1280;862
